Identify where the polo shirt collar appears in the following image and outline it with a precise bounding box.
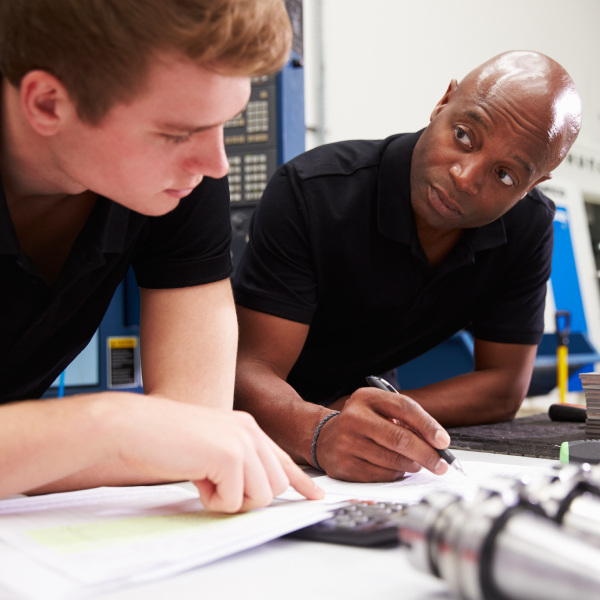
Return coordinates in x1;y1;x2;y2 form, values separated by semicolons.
377;131;420;245
468;216;506;252
96;197;132;253
376;129;507;256
0;170;131;258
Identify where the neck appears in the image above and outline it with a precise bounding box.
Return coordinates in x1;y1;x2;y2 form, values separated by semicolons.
0;78;84;203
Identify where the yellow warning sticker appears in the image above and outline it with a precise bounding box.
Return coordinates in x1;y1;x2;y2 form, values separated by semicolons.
108;337;137;349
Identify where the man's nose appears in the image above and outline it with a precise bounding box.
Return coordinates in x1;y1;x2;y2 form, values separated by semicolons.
182;128;230;179
450;157;482;195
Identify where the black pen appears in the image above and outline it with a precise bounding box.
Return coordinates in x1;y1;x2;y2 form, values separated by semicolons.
365;375;466;476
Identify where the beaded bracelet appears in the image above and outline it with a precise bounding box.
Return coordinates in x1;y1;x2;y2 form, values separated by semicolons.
310;411;340;472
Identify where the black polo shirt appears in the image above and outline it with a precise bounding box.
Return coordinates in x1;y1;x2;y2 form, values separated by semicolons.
0;175;232;403
233;131;555;404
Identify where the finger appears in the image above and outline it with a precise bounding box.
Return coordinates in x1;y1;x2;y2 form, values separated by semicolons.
249;434;292;499
343;407;446;475
338;397;445;475
193;479;218;507
343;462;409;483
313;404;411;481
237;445;278;512
194;458;245;513
330;426;424;477
379;420;448;474
269;441;324;500
327;452;413;483
374;391;450;449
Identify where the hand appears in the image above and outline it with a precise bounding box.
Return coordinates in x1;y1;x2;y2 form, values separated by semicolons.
115;397;324;512
314;387;450;482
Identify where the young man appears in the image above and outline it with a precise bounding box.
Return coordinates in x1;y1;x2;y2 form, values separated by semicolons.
233;51;583;483
0;0;323;511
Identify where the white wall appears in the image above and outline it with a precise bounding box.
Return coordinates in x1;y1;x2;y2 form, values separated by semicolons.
303;0;600;152
301;0;600;353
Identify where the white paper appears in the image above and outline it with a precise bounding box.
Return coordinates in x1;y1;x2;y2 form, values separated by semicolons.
311;459;550;504
0;485;339;600
0;459;554;600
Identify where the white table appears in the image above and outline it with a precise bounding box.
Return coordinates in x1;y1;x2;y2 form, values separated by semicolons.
98;451;555;600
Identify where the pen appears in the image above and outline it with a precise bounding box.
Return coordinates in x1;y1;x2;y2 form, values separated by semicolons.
365;375;466;476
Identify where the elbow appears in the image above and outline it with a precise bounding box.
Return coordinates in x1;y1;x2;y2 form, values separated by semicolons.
490;387;527;424
484;366;533;424
499;400;522;423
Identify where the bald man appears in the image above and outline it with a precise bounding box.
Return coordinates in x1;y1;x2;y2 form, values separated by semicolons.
233;51;582;483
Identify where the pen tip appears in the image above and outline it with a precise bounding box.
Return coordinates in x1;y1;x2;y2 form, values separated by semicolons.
453;461;467;476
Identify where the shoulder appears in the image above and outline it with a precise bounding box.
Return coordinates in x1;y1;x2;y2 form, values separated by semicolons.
287;135;405;181
503;186;556;233
514;186;555;219
132;175;231;274
495;187;555;264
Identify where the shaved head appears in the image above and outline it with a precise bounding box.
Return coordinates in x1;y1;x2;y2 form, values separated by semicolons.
410;50;582;233
457;51;581;171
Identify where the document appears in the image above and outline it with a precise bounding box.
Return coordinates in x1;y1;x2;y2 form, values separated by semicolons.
311;459;552;504
0;458;554;600
0;484;338;600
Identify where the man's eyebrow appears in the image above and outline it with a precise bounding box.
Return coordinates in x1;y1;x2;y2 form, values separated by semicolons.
462;110;534;175
155;121;217;134
463;110;490;133
513;155;534;175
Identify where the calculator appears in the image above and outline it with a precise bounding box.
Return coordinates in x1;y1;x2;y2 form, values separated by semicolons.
286;501;406;547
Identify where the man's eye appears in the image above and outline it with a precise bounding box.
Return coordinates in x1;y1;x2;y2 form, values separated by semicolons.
455;126;472;148
498;169;515;186
163;133;191;144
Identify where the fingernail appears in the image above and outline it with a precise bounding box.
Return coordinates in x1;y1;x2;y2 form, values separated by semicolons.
435;459;449;475
435;429;450;447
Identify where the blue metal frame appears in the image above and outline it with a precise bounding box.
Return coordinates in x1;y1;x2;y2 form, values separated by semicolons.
277;52;306;164
549;206;591;391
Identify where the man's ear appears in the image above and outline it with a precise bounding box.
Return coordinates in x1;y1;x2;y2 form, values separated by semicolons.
430;79;458;121
19;70;75;136
523;174;551;198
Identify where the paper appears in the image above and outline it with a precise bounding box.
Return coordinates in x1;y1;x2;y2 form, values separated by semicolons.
312;459;550;504
0;484;338;600
0;459;554;600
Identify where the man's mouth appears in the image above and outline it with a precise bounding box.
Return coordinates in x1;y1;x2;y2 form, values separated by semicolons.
165;188;194;199
429;185;462;217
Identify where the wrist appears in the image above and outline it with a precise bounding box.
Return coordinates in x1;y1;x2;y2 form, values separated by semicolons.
310;411;340;472
83;392;145;464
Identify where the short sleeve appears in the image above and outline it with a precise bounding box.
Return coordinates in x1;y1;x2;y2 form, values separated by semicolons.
132;176;233;289
472;191;555;345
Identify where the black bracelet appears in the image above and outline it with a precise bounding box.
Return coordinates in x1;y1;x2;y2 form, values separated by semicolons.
310;411;340;472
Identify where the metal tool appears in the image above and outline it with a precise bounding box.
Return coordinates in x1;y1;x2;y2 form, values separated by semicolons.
518;462;600;543
397;466;600;600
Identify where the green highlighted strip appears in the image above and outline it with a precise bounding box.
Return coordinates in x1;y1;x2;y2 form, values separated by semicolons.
27;510;233;554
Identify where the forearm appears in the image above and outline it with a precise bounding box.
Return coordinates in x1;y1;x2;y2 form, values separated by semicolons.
234;360;331;465
0;393;127;497
406;369;527;427
24;387;226;495
26;459;178;495
0;383;323;510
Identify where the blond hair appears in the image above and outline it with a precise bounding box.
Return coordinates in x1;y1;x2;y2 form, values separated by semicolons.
0;0;291;123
